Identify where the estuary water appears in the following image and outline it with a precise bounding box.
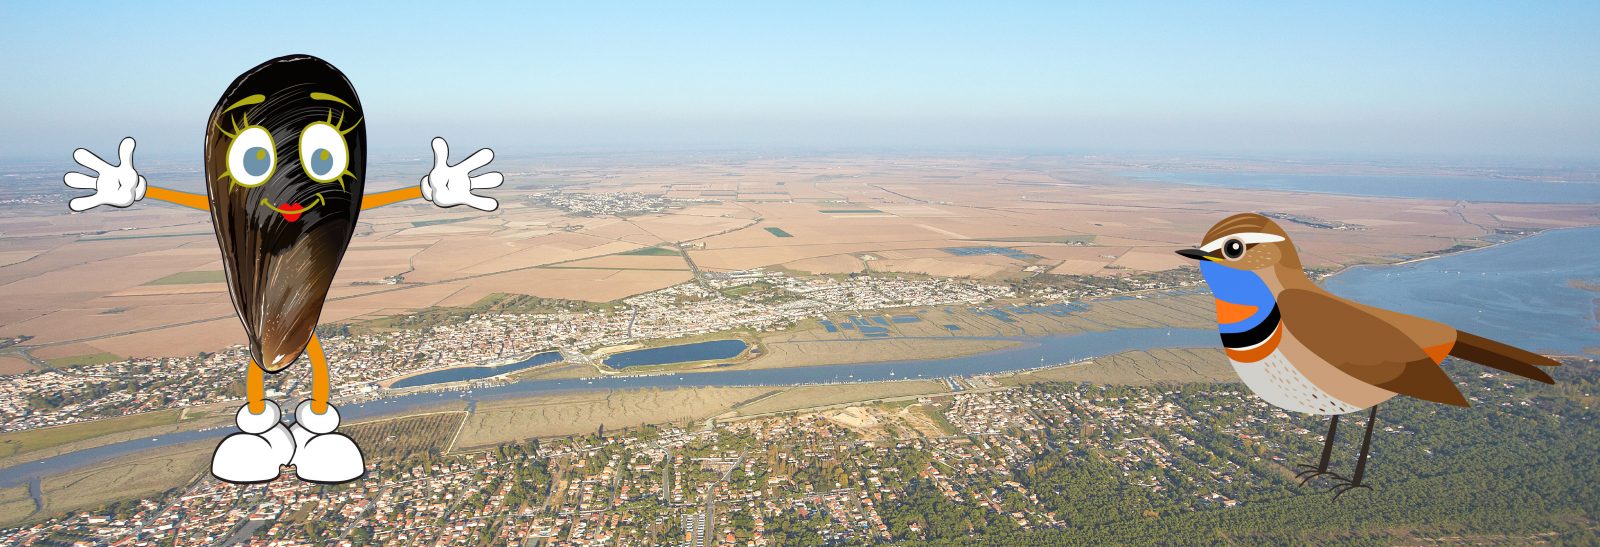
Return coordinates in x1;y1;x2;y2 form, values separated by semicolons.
1124;171;1600;203
1323;227;1600;355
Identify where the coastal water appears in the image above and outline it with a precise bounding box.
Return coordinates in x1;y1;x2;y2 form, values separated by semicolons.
1125;171;1600;204
3;226;1595;485
1323;227;1600;355
390;352;563;388
603;340;749;368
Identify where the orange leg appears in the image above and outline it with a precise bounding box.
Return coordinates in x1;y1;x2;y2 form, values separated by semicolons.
246;360;266;414
307;333;331;414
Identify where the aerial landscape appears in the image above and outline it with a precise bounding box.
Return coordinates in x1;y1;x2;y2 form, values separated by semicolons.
2;2;1598;546
2;151;1595;544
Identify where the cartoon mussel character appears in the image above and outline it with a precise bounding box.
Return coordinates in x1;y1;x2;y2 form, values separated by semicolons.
62;54;504;483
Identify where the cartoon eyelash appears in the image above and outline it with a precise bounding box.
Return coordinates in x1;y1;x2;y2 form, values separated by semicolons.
215;111;256;140
215;107;358;190
327;169;353;191
218;115;268;190
327;108;363;135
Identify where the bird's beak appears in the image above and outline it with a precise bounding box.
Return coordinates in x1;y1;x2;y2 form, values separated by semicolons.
1175;248;1215;261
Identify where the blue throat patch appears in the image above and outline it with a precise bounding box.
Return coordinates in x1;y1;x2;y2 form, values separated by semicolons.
1198;261;1276;334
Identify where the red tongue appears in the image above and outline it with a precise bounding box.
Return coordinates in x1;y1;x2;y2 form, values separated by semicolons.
279;203;304;223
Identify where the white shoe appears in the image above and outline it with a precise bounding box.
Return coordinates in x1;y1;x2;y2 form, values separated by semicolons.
289;400;366;483
211;401;294;484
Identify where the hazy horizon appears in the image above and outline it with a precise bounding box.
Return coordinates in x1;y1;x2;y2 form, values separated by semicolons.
4;2;1598;163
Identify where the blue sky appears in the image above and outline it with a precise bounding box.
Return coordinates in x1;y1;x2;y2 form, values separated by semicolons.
2;1;1597;161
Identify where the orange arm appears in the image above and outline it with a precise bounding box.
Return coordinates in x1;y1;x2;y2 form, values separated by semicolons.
145;186;210;211
362;186;423;210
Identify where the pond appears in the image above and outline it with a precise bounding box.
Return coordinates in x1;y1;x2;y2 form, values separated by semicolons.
602;339;750;368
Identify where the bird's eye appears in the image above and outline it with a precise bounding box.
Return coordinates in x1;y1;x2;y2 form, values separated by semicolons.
226;127;275;187
1223;239;1245;259
298;122;348;183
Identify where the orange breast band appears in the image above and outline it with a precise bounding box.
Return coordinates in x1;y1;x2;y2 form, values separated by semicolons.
1226;323;1283;363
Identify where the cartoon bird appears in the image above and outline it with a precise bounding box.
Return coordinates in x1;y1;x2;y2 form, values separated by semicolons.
62;55;502;484
1176;213;1559;497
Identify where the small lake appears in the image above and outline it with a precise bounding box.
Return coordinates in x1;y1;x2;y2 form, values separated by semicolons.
390;352;562;389
1123;171;1600;204
603;340;749;368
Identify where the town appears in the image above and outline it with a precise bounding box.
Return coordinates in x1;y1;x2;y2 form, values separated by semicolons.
4;361;1581;546
0;267;1198;435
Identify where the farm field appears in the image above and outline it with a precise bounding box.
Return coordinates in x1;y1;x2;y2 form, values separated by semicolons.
3;154;1592;361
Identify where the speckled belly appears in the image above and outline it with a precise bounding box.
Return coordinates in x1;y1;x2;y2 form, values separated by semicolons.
1231;351;1363;416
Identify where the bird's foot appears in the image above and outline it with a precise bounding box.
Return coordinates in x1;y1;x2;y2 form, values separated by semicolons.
1293;463;1332;485
211;401;295;484
288;401;367;484
1326;474;1372;501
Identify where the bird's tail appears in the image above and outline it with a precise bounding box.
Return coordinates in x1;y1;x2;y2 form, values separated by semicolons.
1448;331;1560;384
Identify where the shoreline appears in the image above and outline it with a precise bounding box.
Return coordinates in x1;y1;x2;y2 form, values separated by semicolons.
1317;224;1592;280
1119;170;1600;204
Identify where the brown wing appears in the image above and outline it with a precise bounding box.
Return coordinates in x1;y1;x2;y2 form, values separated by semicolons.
1343;297;1457;352
1279;288;1468;407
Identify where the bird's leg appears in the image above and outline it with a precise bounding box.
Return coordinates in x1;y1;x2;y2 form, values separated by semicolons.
1348;406;1378;485
1330;406;1377;500
1295;415;1339;484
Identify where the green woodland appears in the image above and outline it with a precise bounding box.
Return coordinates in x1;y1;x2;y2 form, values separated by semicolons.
768;360;1600;545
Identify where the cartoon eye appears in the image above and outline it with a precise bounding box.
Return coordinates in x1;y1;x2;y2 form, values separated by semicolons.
299;122;349;183
1223;239;1245;260
226;127;276;187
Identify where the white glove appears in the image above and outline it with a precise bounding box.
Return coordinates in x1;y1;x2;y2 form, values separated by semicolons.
420;137;502;211
64;137;147;211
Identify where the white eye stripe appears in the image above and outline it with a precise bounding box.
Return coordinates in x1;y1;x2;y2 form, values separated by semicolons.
1200;232;1285;252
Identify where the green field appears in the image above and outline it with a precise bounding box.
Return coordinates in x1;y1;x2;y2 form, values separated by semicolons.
619;246;681;256
79;231;212;241
143;270;225;285
411;217;473;228
0;409;183;459
961;235;1096;244
44;352;122;368
764;227;794;237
